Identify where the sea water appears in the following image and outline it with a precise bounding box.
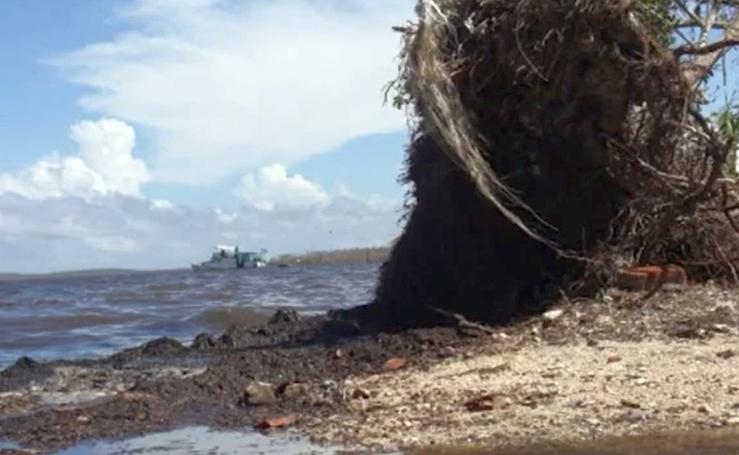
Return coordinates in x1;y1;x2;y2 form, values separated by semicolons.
0;264;378;368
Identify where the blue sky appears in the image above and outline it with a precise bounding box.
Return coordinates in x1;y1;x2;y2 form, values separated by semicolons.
0;0;414;272
0;0;410;205
0;1;121;166
0;0;736;273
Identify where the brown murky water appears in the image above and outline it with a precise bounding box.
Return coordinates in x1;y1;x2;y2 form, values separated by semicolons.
0;264;378;368
411;430;739;455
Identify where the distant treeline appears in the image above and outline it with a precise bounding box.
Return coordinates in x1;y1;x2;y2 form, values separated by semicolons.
271;246;391;266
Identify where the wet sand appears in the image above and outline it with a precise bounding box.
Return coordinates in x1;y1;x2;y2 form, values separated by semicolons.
414;429;739;455
1;284;738;454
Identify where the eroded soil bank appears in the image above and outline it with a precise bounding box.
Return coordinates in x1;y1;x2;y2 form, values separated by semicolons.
1;284;738;454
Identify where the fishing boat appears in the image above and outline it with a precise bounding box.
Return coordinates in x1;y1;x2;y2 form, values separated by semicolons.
191;245;267;272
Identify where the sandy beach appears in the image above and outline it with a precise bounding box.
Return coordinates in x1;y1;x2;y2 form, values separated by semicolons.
303;284;739;452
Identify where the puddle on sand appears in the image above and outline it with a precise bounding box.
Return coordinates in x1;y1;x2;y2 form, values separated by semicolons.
410;430;739;455
50;427;340;455
0;439;21;451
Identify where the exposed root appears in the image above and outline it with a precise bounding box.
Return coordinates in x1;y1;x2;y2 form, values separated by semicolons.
372;0;739;329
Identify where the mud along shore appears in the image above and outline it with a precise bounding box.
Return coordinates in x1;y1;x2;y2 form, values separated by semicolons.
1;284;739;454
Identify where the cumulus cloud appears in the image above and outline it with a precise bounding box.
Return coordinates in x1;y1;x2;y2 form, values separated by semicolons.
71;119;150;196
0;190;402;273
0;155;104;200
0;119;150;200
0;121;402;272
236;164;330;211
52;0;414;184
234;164;402;232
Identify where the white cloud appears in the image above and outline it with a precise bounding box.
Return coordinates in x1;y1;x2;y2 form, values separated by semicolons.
236;164;330;211
214;208;238;224
150;199;177;211
0;122;403;272
52;0;414;184
0;154;104;200
0;190;403;273
71;119;150;196
55;215;142;253
0;119;149;200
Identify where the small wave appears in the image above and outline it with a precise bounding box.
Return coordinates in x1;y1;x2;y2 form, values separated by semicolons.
0;312;140;332
104;291;140;303
25;298;65;307
192;291;238;302
0;287;21;297
145;282;189;292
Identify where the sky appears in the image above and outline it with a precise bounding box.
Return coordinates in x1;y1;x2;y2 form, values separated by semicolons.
0;0;416;273
0;1;736;273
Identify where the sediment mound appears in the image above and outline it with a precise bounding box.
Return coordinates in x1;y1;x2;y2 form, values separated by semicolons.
370;0;739;328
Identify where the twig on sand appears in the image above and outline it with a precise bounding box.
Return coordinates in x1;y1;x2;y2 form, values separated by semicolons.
430;306;498;335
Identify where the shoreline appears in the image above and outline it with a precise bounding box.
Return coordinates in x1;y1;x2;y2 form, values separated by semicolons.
1;284;738;453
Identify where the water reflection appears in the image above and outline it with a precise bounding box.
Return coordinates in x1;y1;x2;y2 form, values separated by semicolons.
0;439;21;451
53;427;338;455
411;430;739;455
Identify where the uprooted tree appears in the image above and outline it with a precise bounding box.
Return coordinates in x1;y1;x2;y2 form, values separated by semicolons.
361;0;739;329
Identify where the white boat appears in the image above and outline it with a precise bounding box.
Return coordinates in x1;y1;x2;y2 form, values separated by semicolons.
191;245;267;271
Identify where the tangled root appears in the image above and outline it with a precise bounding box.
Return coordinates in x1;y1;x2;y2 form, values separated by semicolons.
369;0;738;329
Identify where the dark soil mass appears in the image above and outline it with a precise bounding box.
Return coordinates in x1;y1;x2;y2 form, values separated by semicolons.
0;357;54;393
0;311;485;454
372;135;598;329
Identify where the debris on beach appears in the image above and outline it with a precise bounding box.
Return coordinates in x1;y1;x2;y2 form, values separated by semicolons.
382;358;408;371
244;381;277;406
255;415;297;431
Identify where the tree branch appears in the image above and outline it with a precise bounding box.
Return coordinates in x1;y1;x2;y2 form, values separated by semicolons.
674;20;730;30
679;8;739;86
675;38;739;55
673;0;706;26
